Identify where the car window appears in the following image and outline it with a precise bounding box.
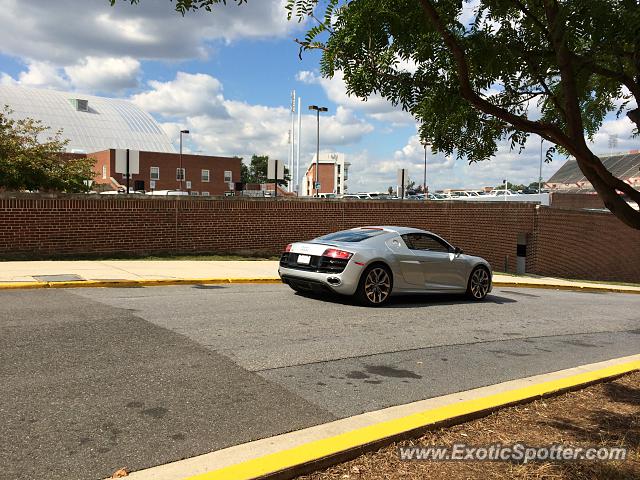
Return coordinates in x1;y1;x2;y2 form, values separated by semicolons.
319;229;386;242
402;233;451;253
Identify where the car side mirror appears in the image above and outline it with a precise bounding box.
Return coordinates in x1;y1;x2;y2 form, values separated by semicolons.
454;246;463;255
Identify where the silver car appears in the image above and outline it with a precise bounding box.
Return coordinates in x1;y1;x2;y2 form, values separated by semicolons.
279;226;492;306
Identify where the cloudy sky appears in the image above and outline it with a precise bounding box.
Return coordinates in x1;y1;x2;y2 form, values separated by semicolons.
0;0;637;192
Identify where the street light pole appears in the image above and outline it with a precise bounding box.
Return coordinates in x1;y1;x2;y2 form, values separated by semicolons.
179;129;190;190
422;142;430;194
308;105;327;198
539;137;544;194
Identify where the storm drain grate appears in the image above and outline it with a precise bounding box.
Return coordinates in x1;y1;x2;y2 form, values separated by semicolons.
33;274;85;283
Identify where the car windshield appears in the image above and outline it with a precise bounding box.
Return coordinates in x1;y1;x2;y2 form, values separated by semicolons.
318;229;386;243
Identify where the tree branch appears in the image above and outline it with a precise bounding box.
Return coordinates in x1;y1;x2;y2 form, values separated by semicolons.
508;0;548;34
417;0;568;146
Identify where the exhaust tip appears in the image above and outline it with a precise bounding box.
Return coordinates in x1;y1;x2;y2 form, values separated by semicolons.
327;277;341;286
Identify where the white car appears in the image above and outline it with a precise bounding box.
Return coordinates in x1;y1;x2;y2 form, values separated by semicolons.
145;190;190;196
488;189;517;196
279;226;492;306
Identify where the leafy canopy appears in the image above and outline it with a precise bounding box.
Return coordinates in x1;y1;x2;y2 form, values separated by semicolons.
109;0;640;228
240;154;291;186
0;107;96;192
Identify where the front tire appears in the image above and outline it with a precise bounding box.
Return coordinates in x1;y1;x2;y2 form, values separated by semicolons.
355;264;393;307
467;266;491;300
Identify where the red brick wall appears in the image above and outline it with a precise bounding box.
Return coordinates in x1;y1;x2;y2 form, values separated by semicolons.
550;192;605;210
304;163;336;194
0;194;638;282
528;207;640;283
90;149;241;195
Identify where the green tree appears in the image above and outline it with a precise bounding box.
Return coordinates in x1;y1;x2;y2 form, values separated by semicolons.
494;182;526;191
241;154;291;186
111;0;640;228
0;107;95;192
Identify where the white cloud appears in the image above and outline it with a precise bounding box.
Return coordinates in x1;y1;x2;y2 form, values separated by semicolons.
0;60;69;90
459;0;481;27
132;72;374;163
65;56;141;93
0;0;297;65
1;56;141;94
297;69;415;126
132;72;228;118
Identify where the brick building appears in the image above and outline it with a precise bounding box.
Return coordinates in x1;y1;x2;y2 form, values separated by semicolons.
90;149;241;196
301;153;350;196
546;150;640;193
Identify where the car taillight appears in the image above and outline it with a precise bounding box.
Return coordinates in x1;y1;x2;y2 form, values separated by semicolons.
322;248;352;260
284;244;292;252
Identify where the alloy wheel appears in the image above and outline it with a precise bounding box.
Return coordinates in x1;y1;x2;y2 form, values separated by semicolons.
470;268;490;299
364;267;391;304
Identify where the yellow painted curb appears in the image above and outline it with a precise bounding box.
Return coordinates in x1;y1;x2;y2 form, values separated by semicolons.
185;360;640;480
0;282;47;290
493;280;640;294
0;278;636;294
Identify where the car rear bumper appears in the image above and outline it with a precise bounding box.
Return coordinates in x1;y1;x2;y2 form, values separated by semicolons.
278;264;362;295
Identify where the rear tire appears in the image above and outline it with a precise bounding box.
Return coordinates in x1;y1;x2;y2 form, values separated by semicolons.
466;266;491;300
355;264;393;307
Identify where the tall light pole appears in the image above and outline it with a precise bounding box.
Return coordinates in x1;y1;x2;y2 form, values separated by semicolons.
179;129;190;190
422;141;430;195
539;137;544;194
308;105;328;197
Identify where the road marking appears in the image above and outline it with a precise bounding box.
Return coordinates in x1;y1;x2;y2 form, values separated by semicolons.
126;354;640;480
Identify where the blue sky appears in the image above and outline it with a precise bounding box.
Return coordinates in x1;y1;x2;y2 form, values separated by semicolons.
0;0;637;192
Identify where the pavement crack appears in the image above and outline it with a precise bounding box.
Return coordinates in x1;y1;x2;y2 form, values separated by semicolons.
251;328;640;373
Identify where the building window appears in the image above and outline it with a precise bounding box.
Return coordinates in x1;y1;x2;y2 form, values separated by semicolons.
201;191;210;197
190;191;199;196
102;165;107;180
224;170;232;183
176;168;185;181
150;167;160;181
337;164;341;174
202;169;210;182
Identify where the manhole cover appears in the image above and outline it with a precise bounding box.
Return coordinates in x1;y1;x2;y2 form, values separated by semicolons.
33;274;85;282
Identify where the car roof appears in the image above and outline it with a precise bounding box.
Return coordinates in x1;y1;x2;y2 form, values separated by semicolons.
353;226;434;235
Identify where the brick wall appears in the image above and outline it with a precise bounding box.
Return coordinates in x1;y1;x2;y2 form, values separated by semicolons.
528;207;640;283
549;192;605;210
0;194;638;282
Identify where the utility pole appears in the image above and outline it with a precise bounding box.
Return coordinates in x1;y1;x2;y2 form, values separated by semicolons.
422;142;430;194
539;137;544;194
179;129;189;190
296;96;301;194
308;105;328;197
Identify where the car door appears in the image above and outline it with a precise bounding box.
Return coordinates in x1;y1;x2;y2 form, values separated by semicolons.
385;235;424;286
401;233;463;291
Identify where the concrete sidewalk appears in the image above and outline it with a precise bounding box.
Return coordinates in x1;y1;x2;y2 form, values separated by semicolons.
0;259;638;293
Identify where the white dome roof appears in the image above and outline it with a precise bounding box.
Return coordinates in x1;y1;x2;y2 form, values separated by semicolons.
0;85;176;154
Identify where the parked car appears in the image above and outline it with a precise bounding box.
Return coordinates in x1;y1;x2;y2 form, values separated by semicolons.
145;190;190;196
450;191;480;198
279;226;492;306
488;189;517;196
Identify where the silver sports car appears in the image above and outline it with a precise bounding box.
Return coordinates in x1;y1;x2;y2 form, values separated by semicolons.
279;226;492;306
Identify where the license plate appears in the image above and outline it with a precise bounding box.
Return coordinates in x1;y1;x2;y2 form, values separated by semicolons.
297;254;311;265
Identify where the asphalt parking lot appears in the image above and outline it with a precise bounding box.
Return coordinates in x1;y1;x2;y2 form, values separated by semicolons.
1;284;638;479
